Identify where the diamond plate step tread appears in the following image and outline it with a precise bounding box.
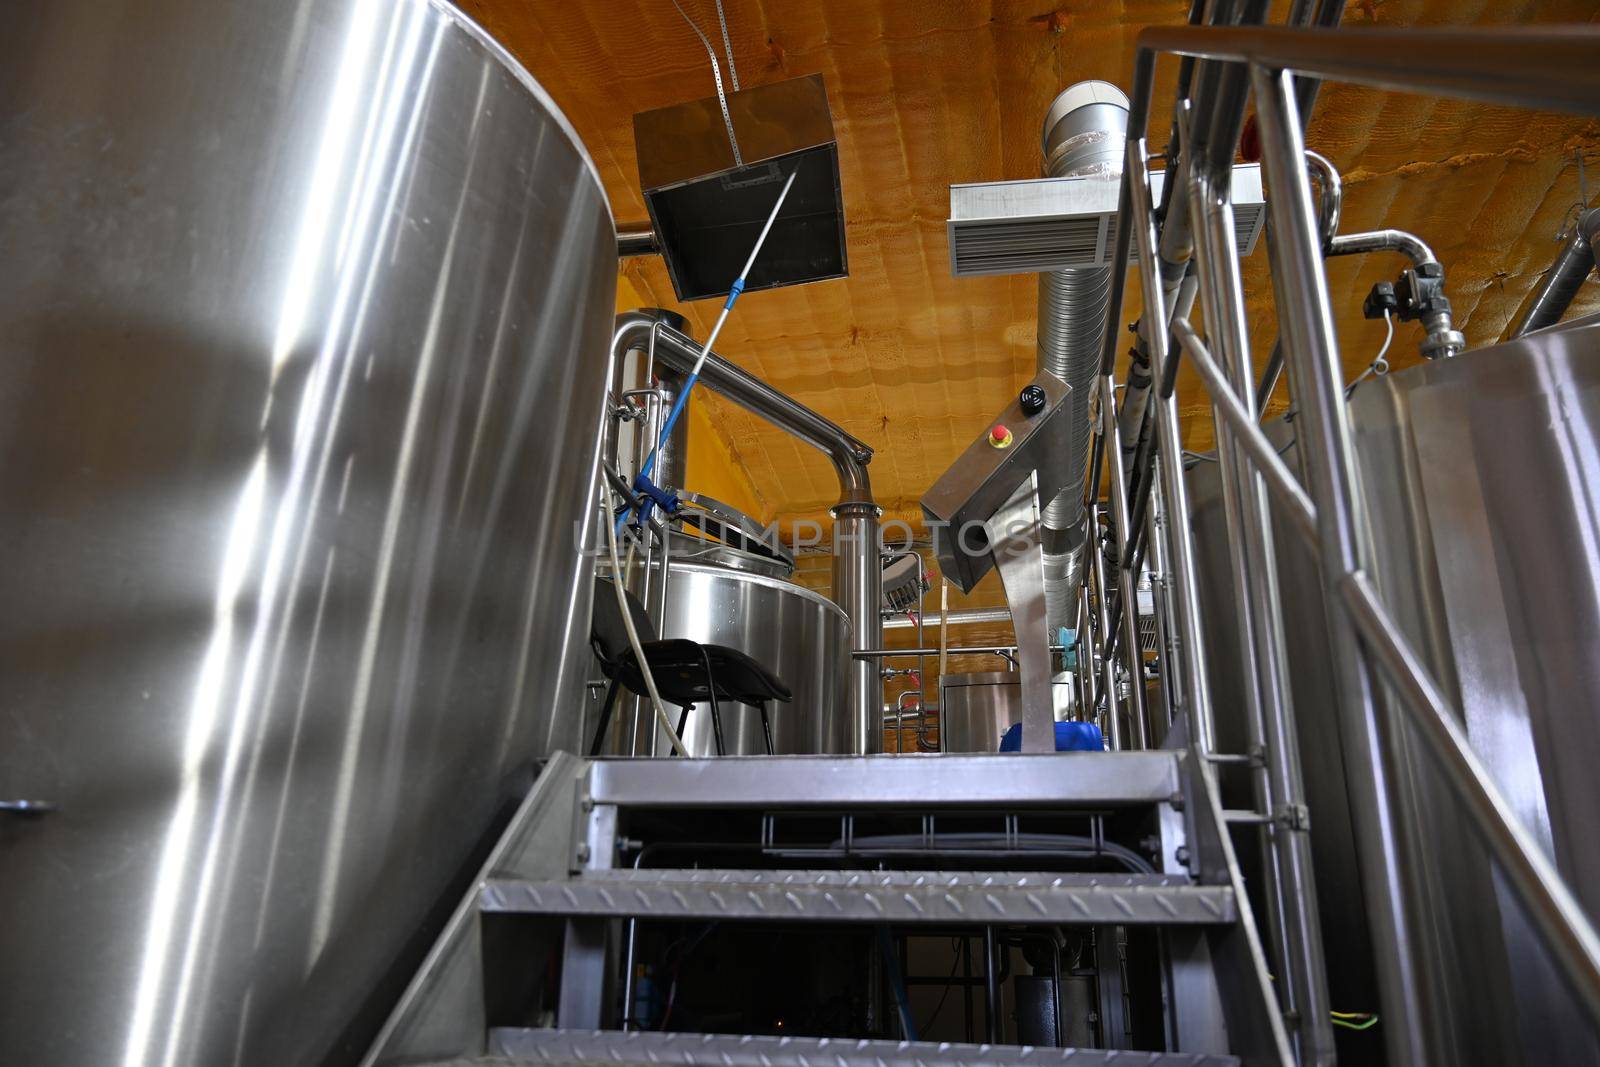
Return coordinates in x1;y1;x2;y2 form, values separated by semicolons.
480;1028;1242;1066
479;869;1235;925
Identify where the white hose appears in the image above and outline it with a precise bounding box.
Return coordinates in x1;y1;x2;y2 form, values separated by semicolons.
605;505;688;756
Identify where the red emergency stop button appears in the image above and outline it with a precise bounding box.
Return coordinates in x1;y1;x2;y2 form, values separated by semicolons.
989;424;1013;449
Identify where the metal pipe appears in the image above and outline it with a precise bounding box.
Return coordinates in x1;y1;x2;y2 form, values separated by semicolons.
1124;134;1216;752
1088;510;1121;748
1504;207;1600;339
1340;571;1600;1025
1140;23;1600;116
985;925;1001;1044
1174;322;1318;543
611;311;882;751
1326;227;1436;266
854;644;1067;660
1305;148;1343;248
1037;80;1131;633
1186;125;1334;1063
1251;62;1431;1065
1097;375;1149;747
613;312;874;502
617;226;658;257
1120;0;1273;486
882;606;1012;630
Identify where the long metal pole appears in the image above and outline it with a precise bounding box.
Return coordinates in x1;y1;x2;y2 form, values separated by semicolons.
1340;571;1600;1024
1251;62;1430;1066
1088;508;1123;749
1098;376;1150;747
1143;478;1179;736
1124;135;1215;753
1187;125;1333;1064
1175;322;1317;542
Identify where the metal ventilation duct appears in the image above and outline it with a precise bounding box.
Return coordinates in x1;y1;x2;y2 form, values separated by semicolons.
633;73;848;302
945;83;1265;632
1034;80;1129;633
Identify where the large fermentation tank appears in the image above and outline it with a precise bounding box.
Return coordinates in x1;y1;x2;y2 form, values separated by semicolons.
0;2;616;1065
1190;315;1600;1065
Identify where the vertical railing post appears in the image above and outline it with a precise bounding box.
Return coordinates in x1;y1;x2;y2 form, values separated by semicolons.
1184;106;1333;1064
1088;500;1123;749
1099;375;1151;748
1123;135;1216;753
1250;61;1432;1066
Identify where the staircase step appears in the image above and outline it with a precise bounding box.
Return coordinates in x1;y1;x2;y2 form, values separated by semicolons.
469;1028;1242;1065
480;869;1235;925
586;752;1183;809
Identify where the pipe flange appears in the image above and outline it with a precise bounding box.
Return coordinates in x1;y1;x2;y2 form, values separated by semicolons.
830;499;883;518
1420;329;1466;359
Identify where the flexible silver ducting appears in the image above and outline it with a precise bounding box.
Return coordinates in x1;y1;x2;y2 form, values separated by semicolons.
1037;81;1130;632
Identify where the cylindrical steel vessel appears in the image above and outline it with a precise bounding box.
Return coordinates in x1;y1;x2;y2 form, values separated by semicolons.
1190;314;1600;1066
939;671;1076;753
0;2;616;1064
599;559;851;756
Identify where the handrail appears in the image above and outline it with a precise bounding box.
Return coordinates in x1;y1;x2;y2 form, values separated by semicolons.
1136;24;1600;115
1096;22;1600;1064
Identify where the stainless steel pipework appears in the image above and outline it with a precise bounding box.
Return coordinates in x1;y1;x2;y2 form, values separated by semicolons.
1504;206;1600;339
610;310;883;753
617;226;659;257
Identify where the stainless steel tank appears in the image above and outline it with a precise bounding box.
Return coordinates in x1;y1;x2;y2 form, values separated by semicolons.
939;671;1075;752
0;2;616;1064
1189;314;1600;1065
596;548;852;757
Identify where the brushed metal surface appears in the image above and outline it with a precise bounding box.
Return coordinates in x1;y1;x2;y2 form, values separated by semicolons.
602;561;851;755
0;2;615;1064
479;869;1235;924
939;671;1076;753
1190;314;1600;1065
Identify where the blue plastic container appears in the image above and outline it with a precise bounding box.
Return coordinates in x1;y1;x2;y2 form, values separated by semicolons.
998;720;1104;752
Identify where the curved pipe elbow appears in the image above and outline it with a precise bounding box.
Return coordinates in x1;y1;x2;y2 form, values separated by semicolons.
1326;228;1437;268
611;310;875;510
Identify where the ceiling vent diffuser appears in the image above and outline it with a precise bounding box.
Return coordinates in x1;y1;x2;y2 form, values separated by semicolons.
947;164;1266;277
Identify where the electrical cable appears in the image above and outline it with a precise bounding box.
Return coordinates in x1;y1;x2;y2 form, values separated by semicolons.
877;926;919;1041
1330;1010;1380;1031
605;495;689;756
1344;308;1393;399
916;938;966;1036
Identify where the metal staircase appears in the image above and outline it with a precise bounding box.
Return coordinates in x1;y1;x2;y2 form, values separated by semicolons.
361;745;1293;1067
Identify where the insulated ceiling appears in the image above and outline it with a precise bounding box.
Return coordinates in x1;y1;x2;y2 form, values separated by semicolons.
464;0;1600;691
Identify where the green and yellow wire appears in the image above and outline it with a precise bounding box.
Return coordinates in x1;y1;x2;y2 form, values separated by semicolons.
1330;1010;1379;1032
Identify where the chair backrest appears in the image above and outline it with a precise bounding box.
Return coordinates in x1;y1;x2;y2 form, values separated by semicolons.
591;576;658;667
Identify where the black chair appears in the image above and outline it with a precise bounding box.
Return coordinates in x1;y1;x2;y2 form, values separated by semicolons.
589;577;792;756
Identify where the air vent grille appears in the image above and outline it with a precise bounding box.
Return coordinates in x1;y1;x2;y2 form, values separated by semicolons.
948;164;1266;278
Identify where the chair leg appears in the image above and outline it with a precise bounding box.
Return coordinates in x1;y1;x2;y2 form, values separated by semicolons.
758;702;775;755
697;647;725;757
675;705;693;755
588;678;621;758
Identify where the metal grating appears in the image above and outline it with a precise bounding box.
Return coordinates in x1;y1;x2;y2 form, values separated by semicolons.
948;164;1266;277
479;868;1236;925
487;1028;1244;1066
